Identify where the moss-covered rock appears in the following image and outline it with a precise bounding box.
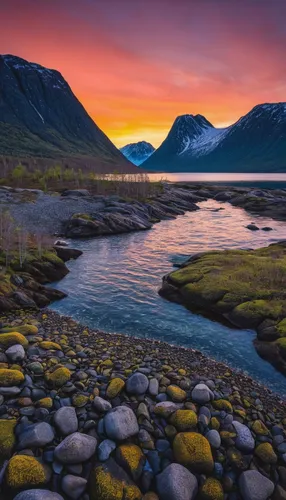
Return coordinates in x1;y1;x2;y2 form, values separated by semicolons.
1;324;38;335
37;397;53;409
45;366;71;387
166;385;187;402
89;458;142;500
170;409;198;431
40;341;62;350
5;455;50;489
106;378;125;399
0;368;24;386
115;444;145;481
72;394;89;407
200;478;224;500
212;399;233;412
173;432;214;474
0;420;16;463
252;420;269;436
0;332;28;348
255;442;277;464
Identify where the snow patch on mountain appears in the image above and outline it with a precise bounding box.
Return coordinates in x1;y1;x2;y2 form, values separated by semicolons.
120;141;155;165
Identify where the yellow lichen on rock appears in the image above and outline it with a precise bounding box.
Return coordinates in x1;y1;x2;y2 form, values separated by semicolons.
116;444;145;480
106;378;125;399
72;394;89;407
0;368;24;386
252;420;269;435
0;332;28;348
37;397;53;409
166;385;187;402
40;341;62;351
1;325;38;335
90;466;123;500
45;366;71;387
173;432;214;474
170;409;198;431
255;443;277;464
212;400;233;412
200;478;224;500
5;455;48;488
0;420;16;462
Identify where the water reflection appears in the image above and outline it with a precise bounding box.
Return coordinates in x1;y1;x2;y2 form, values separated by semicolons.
148;172;286;188
51;200;286;396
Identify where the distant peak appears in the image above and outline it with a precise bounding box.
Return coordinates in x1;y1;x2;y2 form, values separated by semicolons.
173;114;213;129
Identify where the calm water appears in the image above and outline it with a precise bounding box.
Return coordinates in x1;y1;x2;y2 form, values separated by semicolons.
149;172;286;189
51;200;286;396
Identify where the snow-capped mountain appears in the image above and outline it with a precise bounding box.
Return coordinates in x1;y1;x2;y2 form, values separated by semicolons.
143;103;286;172
0;54;136;172
120;141;155;165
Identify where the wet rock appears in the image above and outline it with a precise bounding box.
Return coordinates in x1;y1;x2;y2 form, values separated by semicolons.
97;439;116;461
239;470;274;500
93;396;112;413
206;429;221;449
54;432;97;464
17;422;54;449
54;407;78;436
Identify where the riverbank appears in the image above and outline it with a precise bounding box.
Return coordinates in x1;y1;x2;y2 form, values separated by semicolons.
0;308;285;500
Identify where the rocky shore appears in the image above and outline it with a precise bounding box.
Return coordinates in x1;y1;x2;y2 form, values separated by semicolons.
0;308;284;500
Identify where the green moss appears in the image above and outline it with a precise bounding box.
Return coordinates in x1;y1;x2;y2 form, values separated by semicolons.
116;444;145;480
1;324;38;335
173;432;214;474
42;250;64;265
0;332;28;348
212;399;233;412
106;378;125;399
6;455;48;489
40;341;62;350
45;366;71;387
255;442;277;464
170;409;198;431
200;478;224;500
0;368;24;386
277;318;286;337
72;213;93;221
166;385;187;402
0;420;16;462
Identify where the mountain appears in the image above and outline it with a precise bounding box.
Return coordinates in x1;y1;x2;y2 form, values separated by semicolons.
142;104;286;172
0;54;137;173
120;141;155;165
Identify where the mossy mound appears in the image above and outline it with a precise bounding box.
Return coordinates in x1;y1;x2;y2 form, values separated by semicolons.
45;366;71;387
212;399;233;412
173;432;214;474
169;409;198;431
5;455;49;489
90;459;142;500
116;444;145;481
255;442;277;464
200;477;224;500
0;368;24;386
37;397;53;409
106;378;125;399
1;324;38;335
0;420;16;463
166;385;187;402
252;420;269;436
39;341;62;350
0;332;28;348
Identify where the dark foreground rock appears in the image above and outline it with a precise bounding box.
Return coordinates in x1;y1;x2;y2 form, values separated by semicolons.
0;308;284;499
159;241;286;375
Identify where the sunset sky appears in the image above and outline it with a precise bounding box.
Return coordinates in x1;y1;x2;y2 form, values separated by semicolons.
1;0;286;148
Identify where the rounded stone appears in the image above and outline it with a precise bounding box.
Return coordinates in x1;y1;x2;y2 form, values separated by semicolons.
173;432;214;474
93;396;112;413
232;421;255;453
62;474;87;500
104;405;139;441
5;344;25;362
239;470;274;500
54;407;78;436
126;372;149;395
97;439;116;461
54;432;97;464
206;430;221;450
18;422;54;449
191;384;213;404
14;491;64;500
156;463;198;500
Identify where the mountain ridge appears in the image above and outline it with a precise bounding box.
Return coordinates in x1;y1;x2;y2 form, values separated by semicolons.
0;54;138;173
142;103;286;172
120;141;155;165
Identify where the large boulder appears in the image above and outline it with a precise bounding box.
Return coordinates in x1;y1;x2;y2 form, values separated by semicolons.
239;470;274;500
104;406;139;441
54;432;97;464
156;463;198;500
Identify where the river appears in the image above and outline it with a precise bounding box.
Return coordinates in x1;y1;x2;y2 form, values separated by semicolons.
51;199;286;396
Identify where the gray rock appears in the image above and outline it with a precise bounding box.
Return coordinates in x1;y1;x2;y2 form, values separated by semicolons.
54;432;97;464
5;344;25;362
61;474;87;499
239;470;274;500
104;406;139;441
149;378;159;396
18;422;54;449
0;386;21;396
156;463;198;500
54;407;78;436
97;439;116;461
206;429;221;449
93;396;112;413
126;372;149;395
191;384;213;404
14;491;64;500
233;421;255;453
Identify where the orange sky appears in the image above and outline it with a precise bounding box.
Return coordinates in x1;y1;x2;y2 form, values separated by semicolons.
1;0;286;147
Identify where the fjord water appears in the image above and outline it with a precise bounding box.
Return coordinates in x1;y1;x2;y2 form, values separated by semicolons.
51;200;286;395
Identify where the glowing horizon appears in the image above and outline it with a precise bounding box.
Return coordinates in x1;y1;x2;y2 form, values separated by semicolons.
1;0;286;148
